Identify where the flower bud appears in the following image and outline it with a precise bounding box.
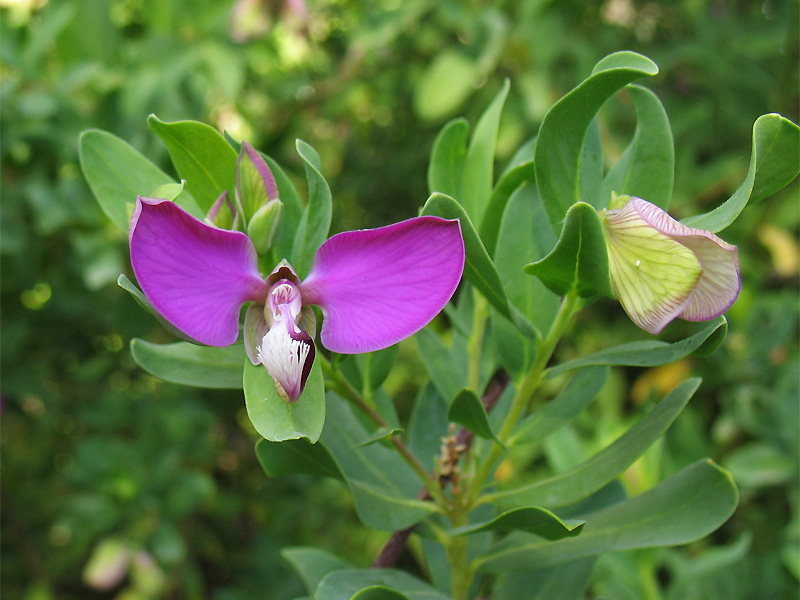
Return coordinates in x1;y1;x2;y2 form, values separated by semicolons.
247;197;283;254
601;194;740;334
205;190;239;230
237;141;279;223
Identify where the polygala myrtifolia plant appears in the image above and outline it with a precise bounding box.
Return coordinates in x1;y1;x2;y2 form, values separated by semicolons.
80;52;799;598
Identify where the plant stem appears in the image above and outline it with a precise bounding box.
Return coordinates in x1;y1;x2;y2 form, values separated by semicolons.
318;354;448;507
467;292;489;391
446;510;473;600
466;291;581;505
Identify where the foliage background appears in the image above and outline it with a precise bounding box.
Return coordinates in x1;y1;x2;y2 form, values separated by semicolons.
1;0;798;598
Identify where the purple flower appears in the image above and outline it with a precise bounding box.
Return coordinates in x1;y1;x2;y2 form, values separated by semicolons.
129;197;465;400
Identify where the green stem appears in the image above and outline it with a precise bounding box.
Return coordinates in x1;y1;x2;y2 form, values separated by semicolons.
446;511;473;600
318;354;447;507
467;292;489;391
466;291;581;505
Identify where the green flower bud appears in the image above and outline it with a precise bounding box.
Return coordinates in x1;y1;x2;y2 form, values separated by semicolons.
247;197;283;254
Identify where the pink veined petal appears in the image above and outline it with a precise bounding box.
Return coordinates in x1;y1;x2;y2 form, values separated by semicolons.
130;197;268;346
629;197;741;322
300;216;465;354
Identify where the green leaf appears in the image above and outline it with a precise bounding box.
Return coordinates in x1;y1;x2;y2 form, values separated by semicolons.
460;79;510;226
414;50;478;122
129;339;244;389
357;345;400;396
281;547;351;596
491;182;560;377
510;366;609;446
421;192;535;338
356;427;404;448
316;569;451;600
473;459;738;572
447;388;501;443
535;51;659;229
290;140;332;278
493;557;596;600
524;202;613;298
147;115;238;213
243;358;325;442
321;394;438;530
600;84;675;210
79;129;202;231
546;317;727;378
427;118;469;199
580;119;604;209
488;378;701;509
350;587;409;600
150;181;185;201
453;506;584;540
415;328;468;403
479;160;538;258
255;438;343;480
682;113;800;232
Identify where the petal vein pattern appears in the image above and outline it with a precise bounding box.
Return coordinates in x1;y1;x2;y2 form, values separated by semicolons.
130;197;267;347
301;216;465;354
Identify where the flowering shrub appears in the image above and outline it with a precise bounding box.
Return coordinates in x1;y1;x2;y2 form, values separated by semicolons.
80;52;799;598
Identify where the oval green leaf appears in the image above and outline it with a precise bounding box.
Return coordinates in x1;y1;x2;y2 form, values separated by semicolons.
147;115;238;213
243;358;325;442
130;339;244;389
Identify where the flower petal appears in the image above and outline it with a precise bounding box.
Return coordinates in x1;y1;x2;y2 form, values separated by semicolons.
603;200;702;334
257;322;315;402
300;216;465;353
130;197;267;346
630;197;741;322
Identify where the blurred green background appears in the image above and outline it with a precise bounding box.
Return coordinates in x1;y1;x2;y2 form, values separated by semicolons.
2;0;798;598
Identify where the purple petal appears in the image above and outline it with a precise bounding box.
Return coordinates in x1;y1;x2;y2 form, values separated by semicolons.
300;216;465;353
130;197;268;346
630;197;741;322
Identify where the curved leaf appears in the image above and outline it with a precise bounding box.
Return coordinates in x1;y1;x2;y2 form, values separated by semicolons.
421;192;535;338
600;84;674;210
547;317;727;378
535;51;659;228
448;388;501;443
428;118;469;199
147;115;237;212
452;506;584;540
290;139;332;278
79;129;201;230
683;113;800;232
524;201;613;298
317;569;451;600
474;459;738;572
488;378;701;508
510;365;609;447
130;339;243;389
461;79;510;226
255;438;343;480
243;358;325;442
281;547;351;597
